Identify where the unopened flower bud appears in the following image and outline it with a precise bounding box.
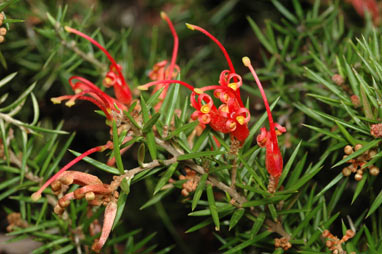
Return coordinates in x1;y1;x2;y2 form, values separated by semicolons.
85;192;95;201
54;205;65;215
354;173;363;181
369;166;380;176
0;27;6;36
342;167;352;176
344;145;353;155
51;180;62;192
354;144;363;151
332;74;345;86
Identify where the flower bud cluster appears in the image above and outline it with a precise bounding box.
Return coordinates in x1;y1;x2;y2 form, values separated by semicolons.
342;144;379;181
322;229;355;254
0;13;7;43
178;168;199;196
274;237;291;250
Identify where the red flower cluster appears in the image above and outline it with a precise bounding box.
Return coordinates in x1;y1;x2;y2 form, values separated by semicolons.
139;23;250;143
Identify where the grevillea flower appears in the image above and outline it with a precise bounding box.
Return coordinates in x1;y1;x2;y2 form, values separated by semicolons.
242;57;286;189
139;24;250;142
148;12;180;111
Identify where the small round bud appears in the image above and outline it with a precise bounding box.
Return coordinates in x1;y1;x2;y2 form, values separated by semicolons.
354;173;363;181
326;240;333;247
54;205;65;215
368;149;377;158
85;192;95;201
342;167;352;176
60;176;73;185
58;198;70;208
0;36;4;43
369;166;380;176
356;169;363;175
0;27;7;36
51;180;62;192
344;145;353;155
354;144;363;151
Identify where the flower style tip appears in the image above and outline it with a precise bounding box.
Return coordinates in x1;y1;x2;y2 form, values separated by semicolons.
242;56;251;67
185;23;195;30
160;11;168;20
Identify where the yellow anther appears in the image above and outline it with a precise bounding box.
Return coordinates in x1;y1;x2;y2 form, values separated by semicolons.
185;23;195;30
194;88;203;94
228;83;237;91
74;88;82;94
236;116;245;125
242;56;251;67
160;11;168;20
223;93;229;102
201;105;210;114
104;77;113;85
65;100;75;107
229;122;237;130
51;98;62;104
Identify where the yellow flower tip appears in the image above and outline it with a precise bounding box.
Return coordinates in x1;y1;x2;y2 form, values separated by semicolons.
201;105;210;114
185;23;195;31
137;85;148;91
65;100;75;107
160;11;168;20
230;122;237;130
242;56;251;67
31;192;41;201
194;88;203;94
64;26;73;33
103;77;113;86
236;116;245;125
51;98;62;104
228;82;237;91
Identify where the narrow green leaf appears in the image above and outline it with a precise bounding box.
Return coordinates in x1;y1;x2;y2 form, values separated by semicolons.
278;140;301;187
112;120;124;174
271;0;298;23
192;173;208;211
0;82;36;112
247;16;275;54
224;230;271;254
0;72;17;88
142;113;160;133
206;184;220;231
352;173;367;204
229;208;245;231
137;143;145;167
367;189;382;218
140;96;157;160
140;188;172;210
154;162;178;195
177;151;225;161
165;121;199;140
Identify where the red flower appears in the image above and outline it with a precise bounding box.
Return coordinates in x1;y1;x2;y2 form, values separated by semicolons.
242;57;286;181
